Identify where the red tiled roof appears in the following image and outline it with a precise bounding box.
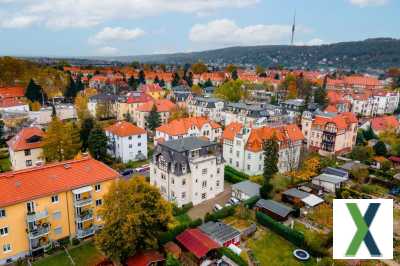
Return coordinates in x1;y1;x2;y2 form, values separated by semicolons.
313;112;357;130
7;127;44;152
0;157;119;207
176;228;220;259
156;117;221;136
0;98;26;108
126;250;165;266
222;122;243;141
388;156;400;163
105;121;146;137
140;83;163;93
126;92;153;104
136;99;176;112
0;87;25;99
371;115;399;132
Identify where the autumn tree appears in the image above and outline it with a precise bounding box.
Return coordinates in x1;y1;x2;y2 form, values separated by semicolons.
29;101;41;111
225;64;237;73
146;105;161;131
74;93;89;120
95;177;173;263
260;137;279;199
191;61;208;74
214;79;246;102
88;125;108;161
314;86;328;109
191;84;202;96
288;156;320;183
168;106;189;122
255;65;265;76
43;117;81;162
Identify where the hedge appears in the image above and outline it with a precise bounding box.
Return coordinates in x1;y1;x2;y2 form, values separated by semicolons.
159;218;202;245
243;195;260;209
224;166;249;184
256;211;304;247
172;202;193;216
225;166;249;179
204;206;236;222
217;247;248;266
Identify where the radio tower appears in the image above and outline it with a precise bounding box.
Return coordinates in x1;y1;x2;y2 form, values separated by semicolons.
291;10;296;45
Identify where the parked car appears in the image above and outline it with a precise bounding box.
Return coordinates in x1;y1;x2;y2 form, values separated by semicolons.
390;187;400;196
121;169;134;177
135;164;150;173
228;197;240;205
213;204;223;212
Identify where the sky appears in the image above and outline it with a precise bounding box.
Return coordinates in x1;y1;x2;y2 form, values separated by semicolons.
0;0;399;57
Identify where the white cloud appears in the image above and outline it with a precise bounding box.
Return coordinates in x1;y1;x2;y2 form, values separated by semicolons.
89;27;144;45
1;0;259;29
349;0;388;7
0;15;40;28
296;38;325;46
96;46;119;55
189;19;293;47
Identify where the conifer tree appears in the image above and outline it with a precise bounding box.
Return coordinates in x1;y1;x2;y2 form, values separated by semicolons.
171;72;180;87
25;79;45;104
88;125;108;161
146;104;161;131
260;137;279;199
138;70;146;84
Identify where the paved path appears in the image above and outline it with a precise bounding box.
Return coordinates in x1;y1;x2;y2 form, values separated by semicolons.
187;182;232;220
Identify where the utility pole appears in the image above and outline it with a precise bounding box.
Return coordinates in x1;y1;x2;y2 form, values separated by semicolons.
291;10;296;46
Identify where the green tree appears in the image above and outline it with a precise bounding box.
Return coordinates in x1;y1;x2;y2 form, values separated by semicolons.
75;75;84;94
64;122;82;159
356;130;366;145
138;70;146;84
172;72;180;87
95;177;173;263
214;79;246;102
231;69;239;80
203;79;213;87
260;137;279;199
166;253;181;266
88;126;108;161
25;79;45;104
130;61;141;69
191;61;208;74
350;146;373;162
373;141;388;156
159;79;166;88
314;86;328;109
0;117;5;147
154;75;160;84
363;126;377;141
80;116;95;151
146;105;161;131
128;76;138;90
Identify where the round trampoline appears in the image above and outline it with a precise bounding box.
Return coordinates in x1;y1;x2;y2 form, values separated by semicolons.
293;249;310;261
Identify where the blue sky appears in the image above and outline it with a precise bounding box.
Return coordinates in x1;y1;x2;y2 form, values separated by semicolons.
0;0;398;57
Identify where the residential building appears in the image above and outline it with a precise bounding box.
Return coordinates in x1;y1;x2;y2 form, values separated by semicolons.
150;137;224;207
155;117;222;144
135;99;176;129
0;157;119;265
370;115;400;134
7;127;45;171
231;180;261;201
139;84;165;100
187;97;225;123
88;94;120;119
301;111;358;156
115;92;153;121
0;98;29;113
326;76;383;91
28;105;77;129
105;121;147;163
222;122;304;174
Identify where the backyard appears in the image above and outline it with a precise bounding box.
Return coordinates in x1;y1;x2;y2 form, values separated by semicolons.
32;241;104;266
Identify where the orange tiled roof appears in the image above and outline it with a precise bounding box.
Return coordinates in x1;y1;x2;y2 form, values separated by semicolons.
136;99;176;112
7;127;44;152
0;157;119;207
0;98;26;108
0;86;25;99
140;83;163;93
313;112;357;130
156;117;221;136
371;115;399;132
222;122;243;141
105;121;146;137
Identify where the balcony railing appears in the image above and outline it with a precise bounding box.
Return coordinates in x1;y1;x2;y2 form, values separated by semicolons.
74;197;93;207
77;226;95;239
76;210;94;223
27;209;48;223
30;240;52;252
28;225;50;239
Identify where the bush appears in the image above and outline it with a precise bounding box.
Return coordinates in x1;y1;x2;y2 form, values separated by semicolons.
205;206;236;222
224;166;249;184
243;195;260;209
71;238;80;245
172;202;193;216
217;247;248;266
225;166;249;179
159;218;203;245
256;211;304;247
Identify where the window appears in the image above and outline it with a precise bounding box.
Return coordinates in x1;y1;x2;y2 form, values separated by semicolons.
247;164;250;170
54;227;62;235
217;168;220;174
161;174;166;180
0;227;8;236
24;149;31;156
128;136;132;140
0;209;5;218
229;148;233;154
181;192;186;199
229;158;232;164
96;199;103;206
26;201;35;213
51;195;59;203
138;142;141;147
172;178;174;184
216;180;220;187
202;169;207;175
26;160;32;167
201;193;206;199
129;144;132;149
248;154;251;159
53;211;61;220
236;151;240;157
182;179;186;185
236;161;239;167
95;184;101;192
138;134;141;138
171;191;175;198
3;244;11;253
202;181;207;188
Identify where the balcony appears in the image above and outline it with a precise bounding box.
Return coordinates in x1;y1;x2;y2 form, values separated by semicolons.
74;197;93;208
77;226;95;239
28;224;51;239
30;237;52;252
76;210;94;223
27;209;49;223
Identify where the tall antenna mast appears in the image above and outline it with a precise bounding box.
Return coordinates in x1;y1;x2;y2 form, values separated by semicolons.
291;10;296;45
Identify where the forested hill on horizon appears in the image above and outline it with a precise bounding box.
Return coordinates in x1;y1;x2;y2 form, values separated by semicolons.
103;38;400;71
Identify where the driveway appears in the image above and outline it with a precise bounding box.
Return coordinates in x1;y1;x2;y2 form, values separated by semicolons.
187;182;232;220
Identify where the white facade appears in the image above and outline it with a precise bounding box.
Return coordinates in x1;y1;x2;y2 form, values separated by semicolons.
0;104;29;113
187;98;225;123
346;92;400;117
105;131;147;163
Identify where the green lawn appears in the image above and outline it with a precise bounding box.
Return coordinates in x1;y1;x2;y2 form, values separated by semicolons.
0;157;11;172
247;229;317;266
174;213;192;225
33;241;103;266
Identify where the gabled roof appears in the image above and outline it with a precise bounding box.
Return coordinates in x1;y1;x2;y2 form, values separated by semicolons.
371;115;399;132
126;92;153;104
255;199;293;218
159;137;214;152
0;157;119;207
105;121;146;137
232;180;261;197
7;127;45;152
313;112;357;130
136;99;176;112
140;83;163;93
126;250;165;266
222;122;243;141
0;86;25;99
156;117;221;136
282;188;310;199
199;221;240;244
176;228;220;259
